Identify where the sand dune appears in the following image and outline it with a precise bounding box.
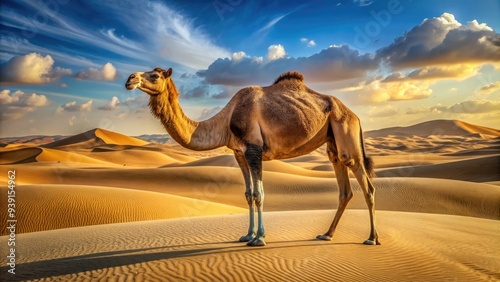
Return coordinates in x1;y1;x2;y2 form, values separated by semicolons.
0;147;42;164
366;119;500;138
1;210;498;281
81;150;183;167
1;119;499;281
4;165;499;221
0;185;245;234
377;155;500;182
44;128;147;149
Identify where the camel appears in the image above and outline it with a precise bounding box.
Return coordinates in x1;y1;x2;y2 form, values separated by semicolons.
125;67;380;247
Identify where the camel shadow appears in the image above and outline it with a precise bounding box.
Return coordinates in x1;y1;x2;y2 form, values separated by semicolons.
1;239;361;281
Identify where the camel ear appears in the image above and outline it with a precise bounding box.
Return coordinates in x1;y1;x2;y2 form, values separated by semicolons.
163;68;172;78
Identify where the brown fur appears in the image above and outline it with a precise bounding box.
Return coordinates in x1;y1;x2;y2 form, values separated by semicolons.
273;71;304;85
126;68;380;246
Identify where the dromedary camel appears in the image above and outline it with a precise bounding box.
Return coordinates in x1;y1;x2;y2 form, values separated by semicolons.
125;67;379;246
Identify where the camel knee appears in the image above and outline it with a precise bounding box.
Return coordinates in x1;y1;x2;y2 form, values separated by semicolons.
253;191;264;207
245;192;253;206
339;153;355;167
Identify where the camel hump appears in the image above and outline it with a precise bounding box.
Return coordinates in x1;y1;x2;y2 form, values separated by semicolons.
273;71;304;85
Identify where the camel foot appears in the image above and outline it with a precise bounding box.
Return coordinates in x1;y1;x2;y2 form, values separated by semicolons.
316;234;332;241
239;234;256;242
247;236;266;246
363;239;381;245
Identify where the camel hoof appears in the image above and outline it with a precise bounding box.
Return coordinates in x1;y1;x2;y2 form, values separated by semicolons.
316;234;332;241
247;237;266;246
363;239;380;245
239;234;255;242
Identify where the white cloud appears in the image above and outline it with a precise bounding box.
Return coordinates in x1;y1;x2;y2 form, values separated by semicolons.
0;53;71;84
98;96;120;111
69;116;76;126
232;51;247;62
300;38;316;47
57;100;93;113
266;44;287;61
377;13;500;68
75;62;118;81
0;89;50;120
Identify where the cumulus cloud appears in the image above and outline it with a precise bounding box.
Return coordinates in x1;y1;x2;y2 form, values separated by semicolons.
98;96;120;111
377;13;500;68
57;100;93;113
478;82;500;95
0;53;72;84
198;44;378;86
75;62;118;81
300;38;316;47
0;89;50;120
266;44;287;61
232;51;247;62
431;100;500;114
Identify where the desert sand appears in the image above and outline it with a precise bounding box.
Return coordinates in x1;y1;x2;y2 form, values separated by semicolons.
0;120;499;281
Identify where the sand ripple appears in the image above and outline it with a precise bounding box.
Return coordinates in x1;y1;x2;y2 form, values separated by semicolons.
1;211;498;281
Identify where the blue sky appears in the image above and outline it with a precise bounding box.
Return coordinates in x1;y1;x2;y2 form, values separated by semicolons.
0;0;499;137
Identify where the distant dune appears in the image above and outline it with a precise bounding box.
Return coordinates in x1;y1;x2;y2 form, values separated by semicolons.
43;128;148;149
0;119;498;281
365;119;500;138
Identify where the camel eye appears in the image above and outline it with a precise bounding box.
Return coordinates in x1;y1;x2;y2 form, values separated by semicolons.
151;74;160;79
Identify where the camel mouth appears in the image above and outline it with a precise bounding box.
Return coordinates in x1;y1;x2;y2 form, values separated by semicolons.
125;82;138;91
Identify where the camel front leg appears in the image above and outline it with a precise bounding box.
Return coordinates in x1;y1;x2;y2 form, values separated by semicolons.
234;151;256;242
245;144;266;246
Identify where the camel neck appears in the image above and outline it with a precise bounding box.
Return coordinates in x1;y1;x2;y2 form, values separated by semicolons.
148;81;230;151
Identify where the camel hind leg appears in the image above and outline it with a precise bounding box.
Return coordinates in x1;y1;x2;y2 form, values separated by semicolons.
316;140;353;241
322;118;380;245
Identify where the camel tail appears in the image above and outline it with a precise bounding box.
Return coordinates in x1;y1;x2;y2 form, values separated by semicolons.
360;128;375;178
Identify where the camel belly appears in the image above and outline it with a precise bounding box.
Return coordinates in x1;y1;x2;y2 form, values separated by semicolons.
261;123;330;161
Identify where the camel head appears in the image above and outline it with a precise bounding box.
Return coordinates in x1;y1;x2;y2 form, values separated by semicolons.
125;67;172;96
